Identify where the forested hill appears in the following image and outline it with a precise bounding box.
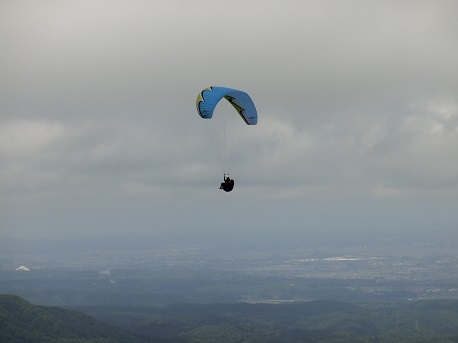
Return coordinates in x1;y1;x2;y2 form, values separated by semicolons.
4;294;458;343
0;294;147;343
80;300;458;343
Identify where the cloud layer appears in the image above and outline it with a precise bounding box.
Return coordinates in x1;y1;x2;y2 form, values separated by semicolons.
1;1;458;237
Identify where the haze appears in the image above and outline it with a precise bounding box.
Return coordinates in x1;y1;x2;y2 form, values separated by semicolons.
1;0;458;240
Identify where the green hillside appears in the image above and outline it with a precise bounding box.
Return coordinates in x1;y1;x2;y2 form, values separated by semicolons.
4;293;458;343
80;300;458;343
0;294;147;343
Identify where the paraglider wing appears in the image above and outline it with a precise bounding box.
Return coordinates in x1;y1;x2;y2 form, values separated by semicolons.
196;86;257;125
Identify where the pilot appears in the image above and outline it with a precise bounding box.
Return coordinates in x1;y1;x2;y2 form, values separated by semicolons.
219;175;234;192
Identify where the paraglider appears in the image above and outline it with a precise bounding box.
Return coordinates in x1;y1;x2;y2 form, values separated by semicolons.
196;86;257;191
196;86;257;125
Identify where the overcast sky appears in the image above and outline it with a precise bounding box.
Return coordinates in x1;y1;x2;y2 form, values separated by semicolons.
1;0;458;239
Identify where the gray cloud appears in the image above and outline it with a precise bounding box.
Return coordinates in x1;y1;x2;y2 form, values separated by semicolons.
1;0;458;237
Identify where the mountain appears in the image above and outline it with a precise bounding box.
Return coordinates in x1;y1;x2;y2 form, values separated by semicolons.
0;294;147;343
80;300;458;343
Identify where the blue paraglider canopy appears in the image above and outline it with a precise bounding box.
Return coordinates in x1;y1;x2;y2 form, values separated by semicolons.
196;86;257;125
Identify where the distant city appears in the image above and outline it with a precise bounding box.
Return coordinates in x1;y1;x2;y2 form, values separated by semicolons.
1;230;458;306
